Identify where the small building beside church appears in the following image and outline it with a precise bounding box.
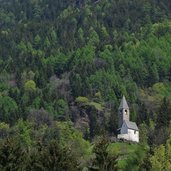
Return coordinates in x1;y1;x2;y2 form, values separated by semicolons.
117;96;139;143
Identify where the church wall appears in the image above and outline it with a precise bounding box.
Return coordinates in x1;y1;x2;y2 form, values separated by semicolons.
127;129;139;142
118;129;139;143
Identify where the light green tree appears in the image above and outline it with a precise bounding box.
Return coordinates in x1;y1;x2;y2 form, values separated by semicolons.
150;142;171;171
24;80;36;91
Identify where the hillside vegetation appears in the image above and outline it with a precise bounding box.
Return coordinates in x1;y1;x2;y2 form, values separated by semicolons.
0;0;171;170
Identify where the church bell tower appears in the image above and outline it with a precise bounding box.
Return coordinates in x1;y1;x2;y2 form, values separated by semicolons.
118;96;130;128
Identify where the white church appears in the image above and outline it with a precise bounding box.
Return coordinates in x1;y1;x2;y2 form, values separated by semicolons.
117;96;139;143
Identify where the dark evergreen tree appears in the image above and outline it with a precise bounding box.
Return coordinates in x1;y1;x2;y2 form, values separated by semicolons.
156;97;171;129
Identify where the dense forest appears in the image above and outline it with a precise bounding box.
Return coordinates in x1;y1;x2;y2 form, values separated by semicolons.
0;0;171;170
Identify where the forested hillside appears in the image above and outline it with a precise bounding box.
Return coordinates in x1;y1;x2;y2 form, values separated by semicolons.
0;0;171;170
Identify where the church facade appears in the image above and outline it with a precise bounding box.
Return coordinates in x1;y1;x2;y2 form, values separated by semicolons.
117;96;139;143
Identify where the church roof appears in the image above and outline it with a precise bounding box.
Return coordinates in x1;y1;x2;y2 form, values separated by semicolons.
119;96;129;109
124;120;139;131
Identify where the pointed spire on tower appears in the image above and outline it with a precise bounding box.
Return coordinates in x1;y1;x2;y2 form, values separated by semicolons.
119;96;129;109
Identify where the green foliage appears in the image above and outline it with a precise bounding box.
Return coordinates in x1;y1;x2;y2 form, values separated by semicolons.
76;96;103;111
75;96;89;104
149;141;171;171
139;123;148;145
152;21;171;36
92;137;118;171
55;99;69;119
34;35;41;47
14;119;32;146
0;122;9;138
108;142;147;171
0;0;171;169
0;95;18;123
156;97;171;129
0;138;27;171
152;83;171;97
89;102;103;111
88;27;100;46
56;121;91;154
24;80;36;91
